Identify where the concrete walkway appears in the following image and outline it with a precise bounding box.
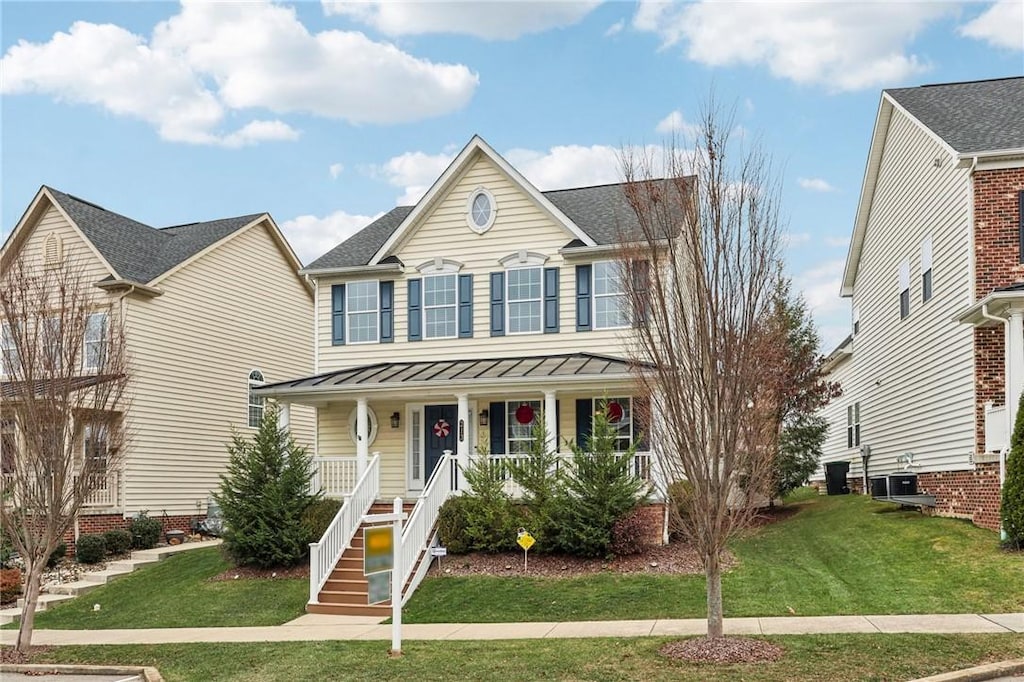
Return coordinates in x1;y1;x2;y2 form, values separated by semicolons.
3;613;1021;646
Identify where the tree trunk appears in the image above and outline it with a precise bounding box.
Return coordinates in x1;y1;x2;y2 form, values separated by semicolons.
16;559;43;652
705;553;724;639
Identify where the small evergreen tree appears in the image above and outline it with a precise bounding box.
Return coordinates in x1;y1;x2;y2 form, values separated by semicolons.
215;406;320;568
506;416;563;551
774;413;829;499
1002;392;1024;549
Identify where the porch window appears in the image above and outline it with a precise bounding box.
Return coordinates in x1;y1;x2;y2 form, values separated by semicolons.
346;280;379;344
0;321;18;378
847;402;860;448
1;420;15;475
248;370;265;428
82;423;109;473
507;268;542;334
506;400;541;454
83;312;108;372
593;261;629;329
592;397;633;451
423;274;457;339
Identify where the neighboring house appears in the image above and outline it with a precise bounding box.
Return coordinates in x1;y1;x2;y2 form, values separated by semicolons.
258;135;670;615
816;77;1024;532
0;186;315;537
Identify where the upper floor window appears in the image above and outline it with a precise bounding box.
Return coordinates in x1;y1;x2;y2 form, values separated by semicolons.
898;260;910;320
847;402;860;448
593;261;629;330
921;236;933;303
466;187;497;234
248;370;265;428
423;274;458;339
347;280;379;344
84;312;108;372
852;307;860;335
507;267;542;334
0;321;18;378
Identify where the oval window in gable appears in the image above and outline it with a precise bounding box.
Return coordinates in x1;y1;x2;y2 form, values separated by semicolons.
466;187;497;234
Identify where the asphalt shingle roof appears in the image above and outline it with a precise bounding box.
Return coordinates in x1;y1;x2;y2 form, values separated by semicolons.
886;77;1024;154
46;187;262;284
305;180;681;270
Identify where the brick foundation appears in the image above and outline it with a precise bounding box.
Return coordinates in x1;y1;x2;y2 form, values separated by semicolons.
917;463;1002;531
62;512;203;554
634;502;668;546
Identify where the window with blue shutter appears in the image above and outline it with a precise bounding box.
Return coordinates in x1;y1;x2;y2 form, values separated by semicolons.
408;278;422;341
380;281;394;343
331;284;345;345
575;398;593;451
489;401;506;454
458;274;473;338
575;264;592;331
543;267;559;333
490;272;505;337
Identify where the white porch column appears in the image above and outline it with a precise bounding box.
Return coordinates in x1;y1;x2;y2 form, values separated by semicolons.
649;394;668;499
356;397;369;476
278;402;291;431
456;393;470;491
544;390;557;454
1006;310;1024;429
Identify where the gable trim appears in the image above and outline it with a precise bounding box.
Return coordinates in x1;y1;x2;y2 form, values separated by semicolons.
367;136;597;265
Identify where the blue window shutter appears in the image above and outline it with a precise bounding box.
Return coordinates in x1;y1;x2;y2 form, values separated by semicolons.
490;272;505;337
379;281;394;343
555;400;561;450
458;274;474;338
575;398;593;451
408;279;422;341
543;267;559;334
632;260;650;328
489;401;505;455
576;264;592;331
331;284;345;345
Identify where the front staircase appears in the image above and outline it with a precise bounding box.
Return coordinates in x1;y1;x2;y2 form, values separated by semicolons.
307;501;424;617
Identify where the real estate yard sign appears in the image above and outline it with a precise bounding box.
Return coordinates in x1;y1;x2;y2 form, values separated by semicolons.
365;526;394;605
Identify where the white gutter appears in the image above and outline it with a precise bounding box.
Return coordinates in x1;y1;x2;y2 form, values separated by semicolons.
981;303;1013;542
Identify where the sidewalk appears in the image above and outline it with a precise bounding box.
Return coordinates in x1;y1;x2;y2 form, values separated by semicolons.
3;613;1022;646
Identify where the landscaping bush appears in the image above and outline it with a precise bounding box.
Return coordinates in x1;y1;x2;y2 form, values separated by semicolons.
47;542;67;568
301;498;343;543
215;407;320;569
436;454;522;554
610;506;651;556
103;529;132;556
1002;391;1024;549
0;535;13;569
75;534;106;564
505;418;563;551
0;567;22;603
129;512;162;550
437;496;472;555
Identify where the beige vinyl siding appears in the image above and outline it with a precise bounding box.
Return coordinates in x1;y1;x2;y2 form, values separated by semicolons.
841;108;974;479
317;153;634;371
123;222;314;515
13;205;116;285
815;355;859;481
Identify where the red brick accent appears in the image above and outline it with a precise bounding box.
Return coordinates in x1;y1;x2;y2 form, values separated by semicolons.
62;513;203;555
973;168;1024;298
917;463;1001;531
975;326;1005;448
634;502;668;546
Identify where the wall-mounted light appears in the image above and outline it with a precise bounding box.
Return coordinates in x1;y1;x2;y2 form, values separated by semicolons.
478;409;489;427
390;412;401;429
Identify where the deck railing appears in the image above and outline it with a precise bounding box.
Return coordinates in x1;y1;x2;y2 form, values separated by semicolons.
311;457;360;499
308;453;380;603
400;450;457;605
82;471;119;508
489;451;653;497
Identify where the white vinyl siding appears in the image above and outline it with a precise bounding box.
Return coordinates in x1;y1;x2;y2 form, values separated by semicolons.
593;261;629;329
346;280;379;344
506;267;542;335
423;274;457;339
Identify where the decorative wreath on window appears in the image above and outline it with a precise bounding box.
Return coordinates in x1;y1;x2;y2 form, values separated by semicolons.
515;403;535;425
605;401;624;423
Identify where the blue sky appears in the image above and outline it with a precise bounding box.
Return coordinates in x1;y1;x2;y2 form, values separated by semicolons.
2;1;1022;350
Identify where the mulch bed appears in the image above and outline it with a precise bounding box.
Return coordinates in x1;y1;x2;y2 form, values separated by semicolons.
746;505;802;529
659;637;784;663
0;645;51;664
208;564;309;582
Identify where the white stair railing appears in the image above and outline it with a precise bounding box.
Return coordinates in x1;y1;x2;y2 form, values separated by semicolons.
308;453;380;603
399;450;457;604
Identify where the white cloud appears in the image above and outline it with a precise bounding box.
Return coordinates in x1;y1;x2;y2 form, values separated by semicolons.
633;1;953;91
605;19;625;37
797;177;835;193
323;1;600;40
329;163;344;180
655;110;700;139
794;259;846;318
1;1;478;145
825;235;850;248
281;210;383;264
373;150;457;205
959;0;1024;50
784;232;812;247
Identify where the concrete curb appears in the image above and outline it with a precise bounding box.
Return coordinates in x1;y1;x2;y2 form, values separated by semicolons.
1;663;164;681
907;658;1024;682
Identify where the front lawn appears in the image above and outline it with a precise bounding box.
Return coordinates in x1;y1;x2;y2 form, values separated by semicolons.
22;634;1024;681
11;547;307;629
403;493;1024;623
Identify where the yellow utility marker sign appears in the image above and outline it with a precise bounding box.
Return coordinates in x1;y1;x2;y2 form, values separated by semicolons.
517;528;535;571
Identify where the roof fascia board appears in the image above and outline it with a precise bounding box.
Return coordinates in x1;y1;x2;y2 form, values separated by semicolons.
367;136;596;265
301;263;404;277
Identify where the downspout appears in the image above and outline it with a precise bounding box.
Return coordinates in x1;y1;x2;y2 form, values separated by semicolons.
980;303;1011;541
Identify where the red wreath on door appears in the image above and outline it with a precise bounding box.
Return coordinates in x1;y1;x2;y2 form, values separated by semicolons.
515;404;535;424
433;419;451;438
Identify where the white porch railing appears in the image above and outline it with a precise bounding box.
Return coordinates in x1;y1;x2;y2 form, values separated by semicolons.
82;471;120;508
311;457;360;499
400;450;458;605
489;451;653;498
309;453;380;603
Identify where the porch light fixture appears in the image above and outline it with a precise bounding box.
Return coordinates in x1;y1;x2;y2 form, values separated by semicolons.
390;412;401;429
479;409;489;427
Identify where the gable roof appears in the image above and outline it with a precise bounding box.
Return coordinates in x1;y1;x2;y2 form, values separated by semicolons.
24;187;264;285
885;77;1024;155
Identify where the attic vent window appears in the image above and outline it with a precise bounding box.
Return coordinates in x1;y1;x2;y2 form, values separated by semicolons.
466;187;496;234
43;233;63;268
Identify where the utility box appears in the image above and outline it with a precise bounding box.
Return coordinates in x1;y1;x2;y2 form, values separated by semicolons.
870;476;889;498
824;462;851;495
887;473;918;496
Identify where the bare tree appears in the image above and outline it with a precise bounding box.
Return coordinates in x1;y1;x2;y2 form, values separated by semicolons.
0;254;129;651
618;100;785;640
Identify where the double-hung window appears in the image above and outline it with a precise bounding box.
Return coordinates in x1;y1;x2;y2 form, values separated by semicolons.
423;274;457;339
921;236;933;303
84;312;108;372
0;321;18;378
248;370;265;428
506;400;541;454
847;402;860;448
347;281;379;344
507;267;542;334
83;423;109;473
593;261;629;329
593;397;633;451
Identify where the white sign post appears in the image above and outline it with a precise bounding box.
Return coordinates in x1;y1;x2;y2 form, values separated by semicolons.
362;496;406;658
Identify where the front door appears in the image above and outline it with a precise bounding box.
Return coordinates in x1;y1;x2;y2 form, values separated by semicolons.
424;404;457;483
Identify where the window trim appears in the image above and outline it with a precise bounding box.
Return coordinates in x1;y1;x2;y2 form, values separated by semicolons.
505;400;542;455
248;369;265;428
348;406;379;447
466;187;497;234
591;397;634;452
505;266;543;336
592;260;630;330
345;279;380;345
422;273;458;340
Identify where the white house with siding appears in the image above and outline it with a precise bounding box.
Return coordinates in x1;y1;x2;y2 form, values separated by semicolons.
0;186;315;536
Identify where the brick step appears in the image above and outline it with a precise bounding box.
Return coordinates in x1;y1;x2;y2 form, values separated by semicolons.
307;602;391;618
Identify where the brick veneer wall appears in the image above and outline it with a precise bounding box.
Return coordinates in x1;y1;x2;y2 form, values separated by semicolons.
975;327;1005;447
918;463;1001;531
634;502;668;546
62;513;203;554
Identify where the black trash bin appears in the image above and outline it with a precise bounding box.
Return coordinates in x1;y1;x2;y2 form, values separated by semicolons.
824;461;850;495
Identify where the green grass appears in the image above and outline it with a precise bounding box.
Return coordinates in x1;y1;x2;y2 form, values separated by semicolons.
11;547;307;629
23;634;1024;681
403;494;1024;623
